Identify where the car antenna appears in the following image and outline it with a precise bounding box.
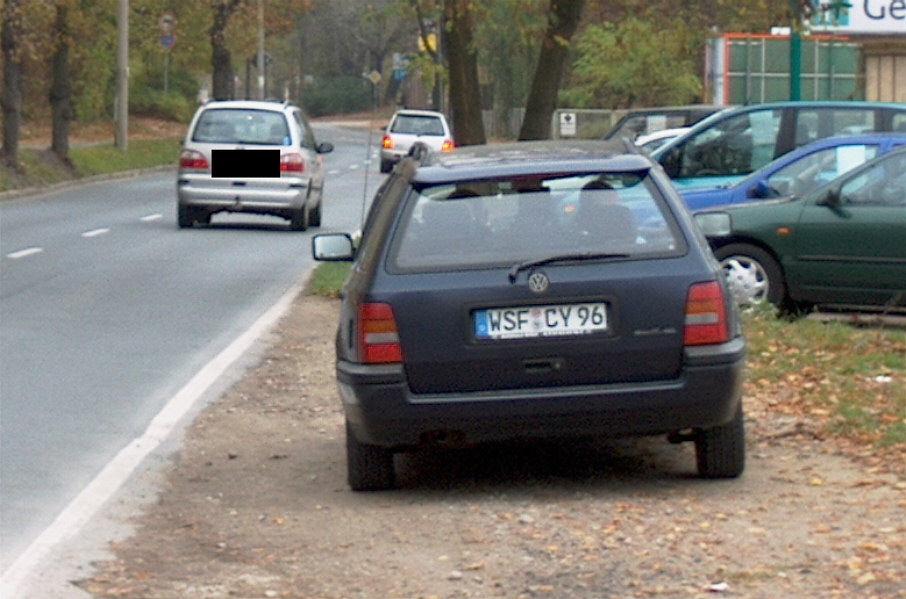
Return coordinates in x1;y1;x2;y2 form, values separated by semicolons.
361;74;381;226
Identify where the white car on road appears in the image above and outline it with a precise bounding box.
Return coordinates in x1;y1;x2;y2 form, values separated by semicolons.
380;109;454;173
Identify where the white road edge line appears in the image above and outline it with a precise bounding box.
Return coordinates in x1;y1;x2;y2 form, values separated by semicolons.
6;247;43;259
0;279;306;598
81;228;110;238
140;214;163;222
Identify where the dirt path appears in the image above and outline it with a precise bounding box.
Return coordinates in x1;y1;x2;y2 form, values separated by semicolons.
75;292;905;599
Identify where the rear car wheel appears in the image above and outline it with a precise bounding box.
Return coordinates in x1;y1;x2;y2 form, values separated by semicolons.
695;404;745;478
290;206;308;231
713;243;785;307
308;201;321;227
177;205;195;228
379;159;393;174
346;421;395;491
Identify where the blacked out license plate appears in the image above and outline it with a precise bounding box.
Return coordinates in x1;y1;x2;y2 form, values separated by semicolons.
211;149;280;178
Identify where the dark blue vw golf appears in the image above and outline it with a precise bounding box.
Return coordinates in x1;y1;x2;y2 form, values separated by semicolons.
313;140;747;491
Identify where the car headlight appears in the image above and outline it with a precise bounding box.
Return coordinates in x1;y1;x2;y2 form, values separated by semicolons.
694;212;731;237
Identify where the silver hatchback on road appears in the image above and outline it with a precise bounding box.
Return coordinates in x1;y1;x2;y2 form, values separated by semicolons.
177;100;333;230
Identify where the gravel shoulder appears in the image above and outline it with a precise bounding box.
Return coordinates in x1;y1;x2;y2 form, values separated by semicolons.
75;291;906;599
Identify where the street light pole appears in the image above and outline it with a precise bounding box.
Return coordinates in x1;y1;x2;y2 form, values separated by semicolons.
257;0;265;100
789;0;801;101
115;0;129;149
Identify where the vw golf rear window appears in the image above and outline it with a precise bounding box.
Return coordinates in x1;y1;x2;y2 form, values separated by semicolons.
390;172;685;272
193;109;290;146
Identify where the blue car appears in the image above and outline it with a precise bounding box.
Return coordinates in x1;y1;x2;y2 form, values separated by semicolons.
652;101;906;192
313;140;747;490
682;134;906;212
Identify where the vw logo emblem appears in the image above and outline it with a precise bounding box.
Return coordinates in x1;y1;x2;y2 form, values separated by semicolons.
527;271;549;294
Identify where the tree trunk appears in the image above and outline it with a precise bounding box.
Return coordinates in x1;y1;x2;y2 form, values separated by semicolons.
50;3;73;165
518;0;584;141
1;0;23;170
211;1;241;101
443;0;485;146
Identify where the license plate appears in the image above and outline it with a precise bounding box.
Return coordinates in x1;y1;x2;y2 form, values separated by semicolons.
474;302;608;340
211;149;280;178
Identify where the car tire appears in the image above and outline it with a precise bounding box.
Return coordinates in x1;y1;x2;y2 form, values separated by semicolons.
346;421;395;492
713;243;786;308
308;201;321;228
177;205;195;228
379;159;393;174
695;404;745;479
290;206;308;231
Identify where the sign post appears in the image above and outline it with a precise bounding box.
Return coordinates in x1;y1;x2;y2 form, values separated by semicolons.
159;14;175;94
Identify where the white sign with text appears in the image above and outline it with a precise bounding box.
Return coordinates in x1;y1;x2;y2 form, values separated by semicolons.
812;0;906;34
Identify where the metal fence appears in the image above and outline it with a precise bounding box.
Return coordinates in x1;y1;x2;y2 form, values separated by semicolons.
479;108;630;141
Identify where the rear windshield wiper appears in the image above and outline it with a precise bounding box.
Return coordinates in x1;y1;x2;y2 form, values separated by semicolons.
508;252;630;283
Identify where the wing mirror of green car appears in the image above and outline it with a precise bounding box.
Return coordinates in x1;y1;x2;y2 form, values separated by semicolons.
816;188;841;208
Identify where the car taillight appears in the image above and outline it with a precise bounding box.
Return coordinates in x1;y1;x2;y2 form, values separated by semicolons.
359;302;403;364
441;139;455;152
280;153;305;174
179;149;208;171
382;135;393;150
684;281;730;346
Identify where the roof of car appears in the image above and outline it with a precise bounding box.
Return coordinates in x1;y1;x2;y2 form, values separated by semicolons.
731;100;906;109
198;99;297;112
393;108;447;117
791;132;906;145
693;100;906;124
410;140;653;184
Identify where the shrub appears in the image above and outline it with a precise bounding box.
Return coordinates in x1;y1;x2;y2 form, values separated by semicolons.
300;77;372;117
130;86;196;123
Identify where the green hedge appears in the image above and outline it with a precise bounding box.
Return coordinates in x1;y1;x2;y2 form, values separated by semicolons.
300;77;373;117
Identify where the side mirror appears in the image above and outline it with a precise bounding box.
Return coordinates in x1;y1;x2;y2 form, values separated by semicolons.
658;145;681;178
747;180;772;199
815;188;841;207
317;142;334;154
312;233;355;261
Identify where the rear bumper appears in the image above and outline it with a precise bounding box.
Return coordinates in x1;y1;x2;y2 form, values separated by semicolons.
337;337;746;448
177;177;309;213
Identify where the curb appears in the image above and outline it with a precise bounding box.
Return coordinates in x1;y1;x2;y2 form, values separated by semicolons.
0;164;176;204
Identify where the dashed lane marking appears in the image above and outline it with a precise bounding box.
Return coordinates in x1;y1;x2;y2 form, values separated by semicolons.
6;247;44;259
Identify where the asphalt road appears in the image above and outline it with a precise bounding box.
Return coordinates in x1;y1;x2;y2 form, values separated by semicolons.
0;122;382;593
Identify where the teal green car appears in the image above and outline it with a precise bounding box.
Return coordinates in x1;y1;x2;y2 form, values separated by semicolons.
694;147;906;314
